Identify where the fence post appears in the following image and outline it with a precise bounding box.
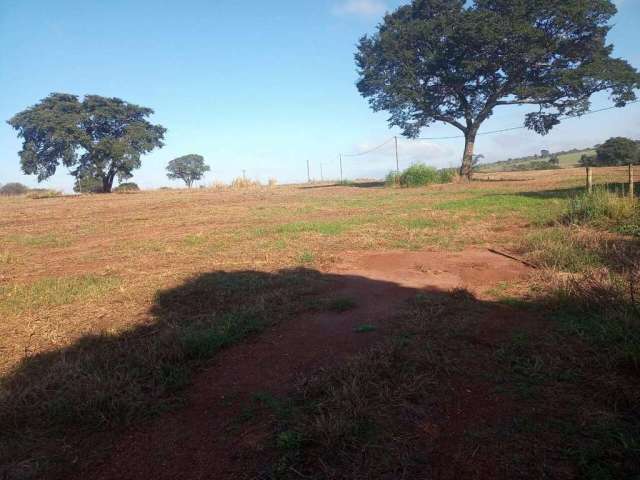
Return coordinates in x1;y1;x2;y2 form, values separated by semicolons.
586;167;593;193
630;164;635;198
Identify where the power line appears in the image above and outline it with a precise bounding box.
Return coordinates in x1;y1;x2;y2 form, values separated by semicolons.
417;100;640;140
339;100;640;155
341;137;395;157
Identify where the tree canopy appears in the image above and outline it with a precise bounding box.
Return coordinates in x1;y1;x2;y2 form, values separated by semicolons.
595;137;639;166
356;0;640;179
7;93;166;192
166;154;210;188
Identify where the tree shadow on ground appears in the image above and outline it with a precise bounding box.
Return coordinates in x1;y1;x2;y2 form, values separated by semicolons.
1;268;638;480
298;181;385;190
515;182;638;200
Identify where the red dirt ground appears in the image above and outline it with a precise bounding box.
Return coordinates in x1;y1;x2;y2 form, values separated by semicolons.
80;248;531;480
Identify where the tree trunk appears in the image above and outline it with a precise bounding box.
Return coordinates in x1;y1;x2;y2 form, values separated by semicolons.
102;171;116;193
459;130;478;181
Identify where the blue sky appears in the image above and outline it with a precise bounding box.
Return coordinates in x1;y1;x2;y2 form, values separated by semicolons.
1;0;639;190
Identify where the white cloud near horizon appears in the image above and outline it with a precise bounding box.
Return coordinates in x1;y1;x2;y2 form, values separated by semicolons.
332;0;387;17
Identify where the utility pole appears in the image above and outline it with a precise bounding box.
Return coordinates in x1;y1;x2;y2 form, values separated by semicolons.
307;160;311;183
242;169;246;180
394;136;399;175
339;154;343;183
320;163;324;182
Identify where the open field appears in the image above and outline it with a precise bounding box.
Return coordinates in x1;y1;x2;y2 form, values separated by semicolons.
1;167;639;479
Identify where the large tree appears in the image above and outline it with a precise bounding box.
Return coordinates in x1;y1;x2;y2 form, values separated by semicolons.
166;154;210;188
356;0;639;179
7;93;166;192
595;137;639;166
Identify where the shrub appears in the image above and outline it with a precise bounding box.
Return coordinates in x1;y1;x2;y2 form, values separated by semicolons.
114;182;140;193
400;164;439;187
438;168;457;183
26;189;62;199
0;182;28;196
391;164;456;187
209;181;227;189
231;177;260;189
74;175;103;193
385;171;401;186
268;178;278;187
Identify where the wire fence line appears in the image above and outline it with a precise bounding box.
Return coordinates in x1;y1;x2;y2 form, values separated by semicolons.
222;100;638;184
321;100;640;182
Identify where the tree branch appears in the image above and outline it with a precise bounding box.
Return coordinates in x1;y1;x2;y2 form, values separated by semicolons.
434;116;467;133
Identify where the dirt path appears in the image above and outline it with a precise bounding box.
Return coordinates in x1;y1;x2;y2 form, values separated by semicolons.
82;248;530;480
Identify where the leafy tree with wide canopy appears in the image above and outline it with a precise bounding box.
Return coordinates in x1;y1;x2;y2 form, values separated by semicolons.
166;154;210;188
594;137;639;165
7;93;166;192
355;0;639;179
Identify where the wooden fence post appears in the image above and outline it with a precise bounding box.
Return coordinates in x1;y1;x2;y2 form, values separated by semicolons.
629;164;635;198
586;167;593;193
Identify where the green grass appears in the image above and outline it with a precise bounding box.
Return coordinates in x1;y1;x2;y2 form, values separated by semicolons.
555;307;640;372
276;219;363;237
354;324;377;333
564;187;638;230
298;251;315;264
0;274;121;315
7;233;72;248
180;312;267;360
327;297;357;312
434;193;563;222
521;229;603;272
397;218;437;230
183;233;207;247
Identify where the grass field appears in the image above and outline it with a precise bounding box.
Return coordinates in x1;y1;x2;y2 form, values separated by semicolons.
1;167;639;479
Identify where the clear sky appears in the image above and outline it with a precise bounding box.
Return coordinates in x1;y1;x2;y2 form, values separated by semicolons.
1;0;639;191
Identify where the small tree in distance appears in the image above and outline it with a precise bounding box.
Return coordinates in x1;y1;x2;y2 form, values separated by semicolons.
166;154;210;188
